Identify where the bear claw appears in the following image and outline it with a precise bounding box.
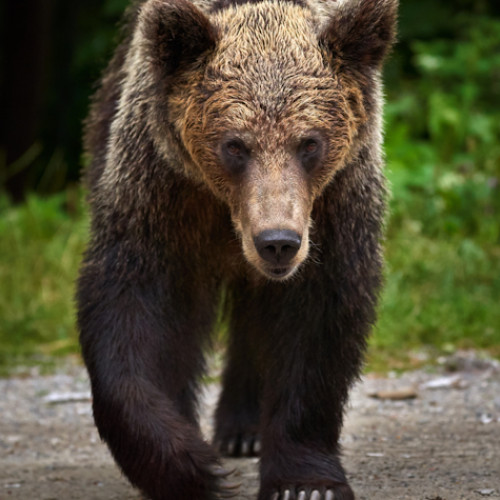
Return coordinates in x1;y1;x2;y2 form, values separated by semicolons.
270;489;337;500
215;434;261;457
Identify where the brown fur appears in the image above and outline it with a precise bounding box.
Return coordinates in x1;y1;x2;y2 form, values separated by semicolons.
78;0;397;498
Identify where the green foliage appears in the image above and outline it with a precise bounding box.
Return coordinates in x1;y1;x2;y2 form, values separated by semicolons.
0;191;87;374
369;14;500;368
369;230;500;370
385;17;500;241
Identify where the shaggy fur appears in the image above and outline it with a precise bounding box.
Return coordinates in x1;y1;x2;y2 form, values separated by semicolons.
78;0;397;498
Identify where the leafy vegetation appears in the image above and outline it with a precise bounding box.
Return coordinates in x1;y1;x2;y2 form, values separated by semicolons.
0;4;499;374
0;190;87;375
369;16;500;369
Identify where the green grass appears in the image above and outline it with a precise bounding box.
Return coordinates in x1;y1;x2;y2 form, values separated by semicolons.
0;190;87;375
368;227;500;371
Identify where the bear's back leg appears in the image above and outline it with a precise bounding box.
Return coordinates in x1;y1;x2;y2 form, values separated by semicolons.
214;279;263;457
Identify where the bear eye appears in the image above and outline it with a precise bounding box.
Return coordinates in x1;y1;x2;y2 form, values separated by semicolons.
221;139;249;175
304;139;318;154
298;136;323;172
226;141;243;156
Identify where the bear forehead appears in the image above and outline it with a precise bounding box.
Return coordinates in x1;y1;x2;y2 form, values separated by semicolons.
210;2;325;69
200;2;341;133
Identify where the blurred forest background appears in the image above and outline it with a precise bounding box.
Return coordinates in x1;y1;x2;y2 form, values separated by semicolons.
0;0;499;374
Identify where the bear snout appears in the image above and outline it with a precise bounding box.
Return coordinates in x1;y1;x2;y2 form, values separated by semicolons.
253;229;302;266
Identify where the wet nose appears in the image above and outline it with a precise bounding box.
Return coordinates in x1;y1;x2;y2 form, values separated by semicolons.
253;229;302;266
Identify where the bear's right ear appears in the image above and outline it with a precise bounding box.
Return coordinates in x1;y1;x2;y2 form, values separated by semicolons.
140;0;218;77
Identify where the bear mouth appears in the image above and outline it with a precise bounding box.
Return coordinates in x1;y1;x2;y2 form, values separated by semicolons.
266;266;293;280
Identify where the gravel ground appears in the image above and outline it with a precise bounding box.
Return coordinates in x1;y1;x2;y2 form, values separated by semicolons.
1;352;499;500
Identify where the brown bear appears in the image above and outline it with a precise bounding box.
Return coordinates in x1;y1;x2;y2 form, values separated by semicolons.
77;0;398;499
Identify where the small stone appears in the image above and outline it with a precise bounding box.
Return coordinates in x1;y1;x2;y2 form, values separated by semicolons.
478;413;494;425
476;489;495;496
421;375;463;390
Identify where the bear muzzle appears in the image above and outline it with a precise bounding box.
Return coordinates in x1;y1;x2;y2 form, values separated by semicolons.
253;229;302;277
244;227;309;280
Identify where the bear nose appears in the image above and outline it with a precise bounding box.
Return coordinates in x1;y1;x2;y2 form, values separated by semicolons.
253;229;302;266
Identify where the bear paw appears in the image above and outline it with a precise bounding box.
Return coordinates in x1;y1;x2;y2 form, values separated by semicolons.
214;432;261;457
265;484;354;500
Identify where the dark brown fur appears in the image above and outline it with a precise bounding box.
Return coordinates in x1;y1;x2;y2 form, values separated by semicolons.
78;0;397;498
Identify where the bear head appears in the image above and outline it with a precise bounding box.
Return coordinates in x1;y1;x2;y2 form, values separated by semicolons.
135;0;397;280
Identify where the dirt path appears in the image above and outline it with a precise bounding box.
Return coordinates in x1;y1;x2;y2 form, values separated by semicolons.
1;353;499;500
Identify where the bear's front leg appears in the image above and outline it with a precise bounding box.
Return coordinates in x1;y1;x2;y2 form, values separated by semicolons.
77;247;235;500
253;274;371;500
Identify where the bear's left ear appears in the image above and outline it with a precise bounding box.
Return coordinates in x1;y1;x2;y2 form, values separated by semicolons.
320;0;398;71
140;0;219;77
